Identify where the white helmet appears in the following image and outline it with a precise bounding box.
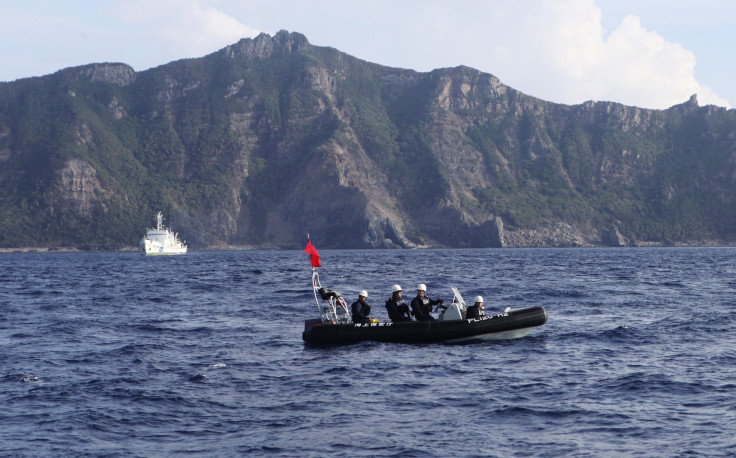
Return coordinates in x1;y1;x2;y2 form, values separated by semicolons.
474;296;484;303
359;290;368;298
391;284;402;293
416;283;426;292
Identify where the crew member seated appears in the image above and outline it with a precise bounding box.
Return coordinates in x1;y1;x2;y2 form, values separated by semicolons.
410;283;444;321
385;284;412;322
466;296;485;319
351;290;372;323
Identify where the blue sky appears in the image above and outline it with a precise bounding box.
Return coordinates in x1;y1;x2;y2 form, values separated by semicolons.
1;0;733;109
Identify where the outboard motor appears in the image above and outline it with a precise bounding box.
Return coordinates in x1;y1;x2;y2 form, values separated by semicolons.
318;287;342;301
315;285;350;323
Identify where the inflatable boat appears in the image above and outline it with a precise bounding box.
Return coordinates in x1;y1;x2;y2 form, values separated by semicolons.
302;264;547;345
303;306;548;344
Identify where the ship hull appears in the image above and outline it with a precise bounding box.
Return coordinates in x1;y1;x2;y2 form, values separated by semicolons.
142;238;187;255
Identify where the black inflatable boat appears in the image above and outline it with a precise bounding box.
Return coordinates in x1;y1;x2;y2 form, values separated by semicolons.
302;305;548;344
303;262;547;345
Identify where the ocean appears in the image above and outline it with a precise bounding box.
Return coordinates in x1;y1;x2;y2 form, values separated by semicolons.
1;247;735;456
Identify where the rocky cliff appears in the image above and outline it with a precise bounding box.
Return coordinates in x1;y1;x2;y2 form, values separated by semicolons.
1;31;735;249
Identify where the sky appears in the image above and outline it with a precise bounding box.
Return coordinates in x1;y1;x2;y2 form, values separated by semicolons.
1;0;734;110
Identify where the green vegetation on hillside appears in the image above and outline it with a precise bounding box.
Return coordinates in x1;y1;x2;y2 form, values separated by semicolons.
1;32;735;249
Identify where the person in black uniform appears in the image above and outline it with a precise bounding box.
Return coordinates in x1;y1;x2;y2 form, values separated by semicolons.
410;283;444;321
385;284;412;322
351;290;371;323
466;296;485;319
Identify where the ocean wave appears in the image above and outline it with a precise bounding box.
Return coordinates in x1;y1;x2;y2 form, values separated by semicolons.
3;248;736;456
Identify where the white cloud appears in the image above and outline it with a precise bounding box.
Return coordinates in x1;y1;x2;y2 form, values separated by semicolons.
110;0;260;61
157;1;261;55
472;0;729;108
592;15;728;108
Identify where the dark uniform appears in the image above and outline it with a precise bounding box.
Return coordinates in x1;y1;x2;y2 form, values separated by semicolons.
351;299;371;323
385;295;412;322
466;304;484;319
410;295;443;321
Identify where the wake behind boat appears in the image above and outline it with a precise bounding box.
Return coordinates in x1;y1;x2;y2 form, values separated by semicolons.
301;238;547;344
140;211;187;255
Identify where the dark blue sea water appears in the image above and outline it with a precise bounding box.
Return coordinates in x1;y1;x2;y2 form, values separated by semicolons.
2;247;736;456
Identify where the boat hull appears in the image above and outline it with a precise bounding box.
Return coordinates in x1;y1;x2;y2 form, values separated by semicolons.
302;306;548;344
143;239;187;255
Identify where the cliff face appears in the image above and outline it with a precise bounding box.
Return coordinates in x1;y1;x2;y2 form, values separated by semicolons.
1;31;735;249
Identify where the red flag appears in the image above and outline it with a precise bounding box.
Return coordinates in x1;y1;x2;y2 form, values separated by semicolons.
304;238;321;267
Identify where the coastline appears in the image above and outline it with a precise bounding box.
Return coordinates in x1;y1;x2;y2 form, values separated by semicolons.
1;241;734;254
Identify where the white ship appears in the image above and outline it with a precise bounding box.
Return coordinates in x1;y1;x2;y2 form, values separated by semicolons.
141;211;187;255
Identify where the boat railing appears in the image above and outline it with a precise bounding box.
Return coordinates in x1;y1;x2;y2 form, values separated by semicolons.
450;286;467;309
312;269;352;324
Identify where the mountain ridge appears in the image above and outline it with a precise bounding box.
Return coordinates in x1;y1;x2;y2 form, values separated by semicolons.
1;30;735;250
